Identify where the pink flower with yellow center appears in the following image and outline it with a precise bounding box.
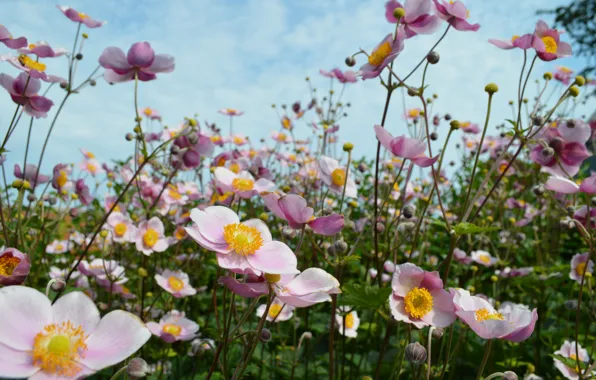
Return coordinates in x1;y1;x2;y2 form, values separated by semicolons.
374;125;439;168
360;32;405;79
489;34;533;50
146;310;199;343
99;42;175;83
134;217;169;256
0;25;27;49
256;299;294;322
80;158;104;176
214;167;275;199
218;108;244;116
0;73;55;118
186;206;299;275
531;20;572;62
318;156;357;198
451;288;538;341
272;131;293;143
554;340;593;379
0;287;150;378
57;5;106;28
569;253;594;283
45;240;69;255
106;212;137;244
336;307;360;338
155;269;196;298
0;248;30;286
388;263;456;328
470;250;498;267
17;40;68;58
433;0;480;32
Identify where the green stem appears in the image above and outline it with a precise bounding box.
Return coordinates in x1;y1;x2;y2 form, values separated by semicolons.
476;340;493;380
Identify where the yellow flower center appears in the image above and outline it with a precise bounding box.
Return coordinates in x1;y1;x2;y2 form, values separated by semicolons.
168;186;182;200
223;223;264;255
511;35;520;42
345;313;355;329
576;262;587;276
78;12;88;19
211;136;222;144
168;276;185;291
404;287;434;319
114;222;127;237
143;228;159;248
229;163;241;174
542;36;557;54
162;324;182;336
249;150;257;159
32;321;87;377
232;178;254;192
86;163;97;174
331;168;346;187
18;54;46;72
282;118;291;130
408;109;420;118
226;108;237;114
233;136;244;145
265;273;281;283
268;304;283;318
0;255;20;276
55;244;64;251
175;227;187;240
278;133;287;141
56;170;68;188
475;308;504;321
368;41;392;67
143;108;153;116
479;254;491;264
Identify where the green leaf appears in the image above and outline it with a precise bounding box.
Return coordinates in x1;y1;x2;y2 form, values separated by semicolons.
430;219;447;230
505;119;518;129
454;222;501;236
549;354;589;370
338;283;392;309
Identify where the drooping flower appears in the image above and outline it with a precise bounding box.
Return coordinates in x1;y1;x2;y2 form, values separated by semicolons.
360;32;405;79
57;6;106;28
532;20;572;61
451;288;538;341
553;340;594;379
213;167;275;199
336;307;360;338
0;73;54;118
374;125;439;167
318;156;357;198
385;0;441;38
530;119;590;177
186;206;299;275
155;270;196;298
470;250;498;267
0;248;30;286
146;310;199;343
0;25;27;49
432;0;480;32
569;253;594;283
106;212;137;243
99;42;175;83
134;217;169;256
488;34;533;50
388;263;456;328
261;193;345;236
256;299;294;322
0;287;150;378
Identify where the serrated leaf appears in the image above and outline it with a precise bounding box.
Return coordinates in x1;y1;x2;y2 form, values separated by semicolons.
454;222;500;236
338;283;392;309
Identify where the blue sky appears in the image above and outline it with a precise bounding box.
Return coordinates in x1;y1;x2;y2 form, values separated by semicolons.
1;0;594;180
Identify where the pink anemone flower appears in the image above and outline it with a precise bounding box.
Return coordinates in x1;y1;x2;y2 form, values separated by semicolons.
569;253;594;283
360;32;405;79
374;125;439;167
18;41;68;58
554;340;593;379
0;73;54;118
155;269;196;298
261;192;345;236
14;164;50;187
336;307;360;338
134;217;169;256
57;6;106;28
99;42;175;83
488;34;533;50
218;108;244;116
186;206;299;275
451;288;538;342
106;212;137;243
256;299;294;322
331;68;359;83
432;0;480;32
146;310;199;343
214;167;275;199
0;287;150;378
0;248;30;286
532;20;572;61
385;0;441;38
470;250;498;267
318;156;357;198
0;25;27;49
388;263;456;328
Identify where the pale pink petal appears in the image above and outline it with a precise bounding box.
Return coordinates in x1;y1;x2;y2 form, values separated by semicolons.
374;125;395;152
218;276;269;298
216;252;255;274
420;289;456;327
99;47;131;73
308;214;344;236
242;218;273;242
189;206;238;244
248;241;299;274
279;194;313;225
545;176;579;194
51;291;100;333
0;286;51;350
391;263;424;297
147;54;175;73
284;268;340;296
410;155;439;167
0;342;38;378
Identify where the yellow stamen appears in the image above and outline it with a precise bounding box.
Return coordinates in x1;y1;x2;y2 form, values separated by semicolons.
541;36;557;54
32;321;87;377
55;244;64;251
282;118;292;130
223;223;264;255
404;287;434;319
78;12;88;19
168;276;184;291
162;324;182;336
232;178;254;192
278;132;287;141
56;170;68;188
331;168;346;187
143;228;159;248
511;35;520;42
368;41;392;67
576;262;587;277
345;313;355;329
17;54;46;72
114;222;127;237
175;227;187;240
0;255;20;276
268;304;283;318
475;308;504;321
143;108;153;116
168;185;182;200
265;273;281;283
229;163;241;174
479;255;491;264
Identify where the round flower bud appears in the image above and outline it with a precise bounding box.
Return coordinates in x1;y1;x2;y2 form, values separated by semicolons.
566;206;575;215
60;81;68;89
471;266;478;272
282;227;296;239
127;358;149;378
260;328;272;343
490;275;498;282
48;196;57;205
51;278;66;292
27;194;36;203
508;100;514;105
375;222;385;233
574;75;586;87
345;56;356;67
543;72;552;80
503;371;518;380
137;268;148;277
427;51;440;64
75;53;83;60
569;86;580;97
82;33;89;39
541;147;554;157
432;328;444;339
449;120;460;130
69;208;79;217
125;133;134;141
485;83;499;94
444;113;452;121
188;133;199;145
430;132;438;141
467;286;476;292
402;205;414;219
532;116;544;126
259;212;269;221
407;88;419;97
343;142;354;152
89;79;96;86
393;7;406;19
133;126;142;134
405;342;427;364
99;230;109;238
188;118;198;127
334;240;348;254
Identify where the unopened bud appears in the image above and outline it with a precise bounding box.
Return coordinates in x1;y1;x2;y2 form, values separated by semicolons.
484;83;499;94
125;133;134;141
260;328;272;342
375;222;385;233
138;268;148;277
541;147;554;157
427;51;440;64
405;342;427;364
503;371;518;380
345;56;356;67
430;132;438;141
75;53;83;60
543;72;552;80
51;278;66;292
450;120;460;130
282;227;296;239
574;76;585;87
533;185;545;196
403;205;414;219
343;142;354;152
569;86;580;97
432;328;444;339
89;79;96;86
127;357;149;378
188;133;199;145
334;240;348;254
393;7;406;19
